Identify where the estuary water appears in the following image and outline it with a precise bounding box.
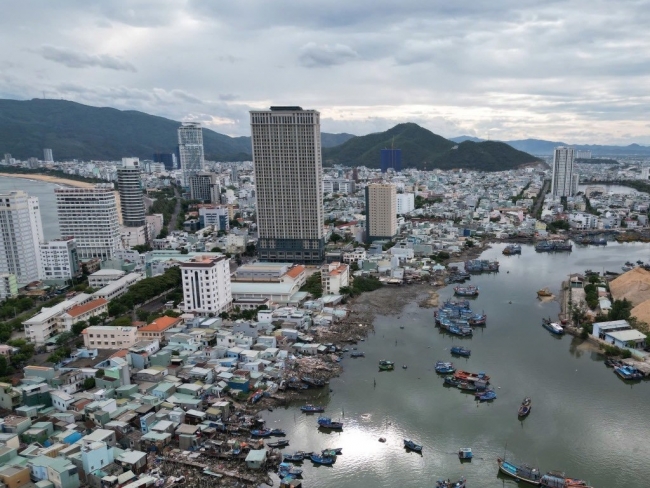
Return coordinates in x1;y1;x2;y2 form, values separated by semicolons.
259;242;650;488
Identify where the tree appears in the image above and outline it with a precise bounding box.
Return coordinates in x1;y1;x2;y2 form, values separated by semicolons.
83;377;96;390
95;369;105;378
56;331;74;345
113;317;133;327
72;320;88;335
300;272;323;298
136;309;151;322
330;233;342;243
0;355;8;377
88;316;102;326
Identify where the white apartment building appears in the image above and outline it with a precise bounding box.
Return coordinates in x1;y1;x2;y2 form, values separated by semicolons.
0;191;44;285
576;150;592;159
83;325;138;350
58;298;108;331
23;293;93;345
198;205;230;231
365;183;397;242
117;158;145;227
342;247;367;264
39;237;80;285
181;255;232;316
323;178;356;195
55;185;121;260
178;122;204;187
321;262;350;295
396;193;415;214
551;146;578;198
92;273;142;301
88;269;126;288
251;106;325;264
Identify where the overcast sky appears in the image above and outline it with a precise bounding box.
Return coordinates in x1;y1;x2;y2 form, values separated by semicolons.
2;0;650;144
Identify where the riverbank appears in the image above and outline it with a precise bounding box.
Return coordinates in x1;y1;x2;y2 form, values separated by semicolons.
0;173;97;188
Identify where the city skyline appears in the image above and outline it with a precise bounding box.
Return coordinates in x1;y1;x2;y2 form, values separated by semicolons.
0;2;649;145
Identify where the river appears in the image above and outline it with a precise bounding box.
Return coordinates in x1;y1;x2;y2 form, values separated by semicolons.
0;176;60;240
259;242;650;488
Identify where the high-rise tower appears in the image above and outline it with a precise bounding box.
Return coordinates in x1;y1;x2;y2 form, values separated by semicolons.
117;158;146;227
551;146;577;198
365;183;397;243
250;106;324;264
178;122;204;187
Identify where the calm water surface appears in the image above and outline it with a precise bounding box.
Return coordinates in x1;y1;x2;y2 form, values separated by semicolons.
0;176;60;239
261;242;650;488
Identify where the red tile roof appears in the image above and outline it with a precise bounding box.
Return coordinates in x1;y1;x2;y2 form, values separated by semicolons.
285;265;305;279
139;316;181;332
66;298;107;318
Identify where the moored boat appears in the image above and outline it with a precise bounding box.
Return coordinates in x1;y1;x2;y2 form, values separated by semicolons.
403;438;423;452
250;429;272;437
301;376;326;387
503;244;522;255
444;376;461;387
518;397;532;417
537;288;552;297
540;471;593;488
435;361;456;374
321;448;342;457
317;417;343;430
497;457;542;485
278;463;302;477
300;404;325;413
435;477;466;488
270;429;286;436
309;454;335;465
458;447;473;460
450;346;471;357
475;389;497;401
379;359;395;371
542;318;564;335
614;364;644;380
453;370;490;383
283;452;305;463
454;285;479;297
457;381;477;391
267;439;290;448
350;351;365;357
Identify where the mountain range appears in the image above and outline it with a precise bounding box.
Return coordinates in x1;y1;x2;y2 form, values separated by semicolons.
450;136;650;156
0;99;355;162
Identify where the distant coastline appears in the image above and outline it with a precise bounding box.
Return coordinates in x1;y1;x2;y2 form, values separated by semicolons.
0;173;97;188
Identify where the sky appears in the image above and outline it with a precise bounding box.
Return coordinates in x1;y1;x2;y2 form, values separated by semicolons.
1;0;650;144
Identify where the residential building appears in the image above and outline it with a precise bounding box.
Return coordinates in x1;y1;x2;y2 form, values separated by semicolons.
58;298;108;331
117;158;146;227
181;255;232;316
380;148;402;173
198;205;230;231
178;122;204;186
323;178;356;195
92;273;142;301
137;316;183;342
0;191;44;285
189;172;220;203
55;185;121;260
551;146;578;198
88;269;126;288
396;193;415;214
232;262;306;287
251;106;325;264
0;273;18;299
576;150;592;159
23;293;93;346
365;183;397;242
43;148;54;162
153;152;175;170
39;237;80;286
83;326;138;350
0;464;30;488
321;262;350;295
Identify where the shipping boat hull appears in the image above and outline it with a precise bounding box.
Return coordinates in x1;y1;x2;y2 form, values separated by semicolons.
497;458;542;485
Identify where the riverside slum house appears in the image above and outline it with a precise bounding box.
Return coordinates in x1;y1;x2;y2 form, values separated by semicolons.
0;305;349;486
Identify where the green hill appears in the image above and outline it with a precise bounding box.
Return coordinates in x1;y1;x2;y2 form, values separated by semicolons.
323;123;540;171
0;99;352;162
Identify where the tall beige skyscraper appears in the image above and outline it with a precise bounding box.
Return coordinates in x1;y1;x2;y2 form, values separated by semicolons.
250;106;324;264
365;183;397;243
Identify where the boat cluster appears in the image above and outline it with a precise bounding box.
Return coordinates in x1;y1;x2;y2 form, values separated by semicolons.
502;244;522;255
435;299;487;336
438;365;497;401
281;447;343;481
497;457;593;487
606;359;645;380
465;259;500;273
535;240;573;252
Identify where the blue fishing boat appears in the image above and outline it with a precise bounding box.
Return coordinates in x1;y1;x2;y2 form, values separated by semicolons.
249;389;263;404
458;448;473;460
436;477;466;488
283;452;305;462
542;318;564;335
497;457;541;485
379;359;395;371
468;313;487;326
310;454;335;465
444;376;461;387
457;381;477;391
321;448;342;457
454;285;479;297
267;439;290;448
450;346;471;357
518;397;532;417
350;351;365;357
614;364;644;380
250;429;272;437
503;244;522;255
278;463;303;477
403;438;423;452
300;404;325;413
435;361;456;374
317;417;343;430
475;390;497;401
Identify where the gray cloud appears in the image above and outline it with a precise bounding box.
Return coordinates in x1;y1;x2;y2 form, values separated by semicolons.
299;42;359;68
39;46;136;72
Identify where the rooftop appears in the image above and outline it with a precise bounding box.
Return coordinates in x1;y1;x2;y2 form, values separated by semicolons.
64;298;108;318
285;265;306;279
139;316;182;332
607;329;647;341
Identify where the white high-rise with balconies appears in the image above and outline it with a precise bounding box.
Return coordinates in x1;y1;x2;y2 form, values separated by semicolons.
250;106;325;264
551;146;577;198
55;184;121;260
181;255;232;316
0;191;44;285
178;122;204;187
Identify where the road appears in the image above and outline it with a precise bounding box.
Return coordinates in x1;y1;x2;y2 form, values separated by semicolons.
168;186;181;233
531;178;550;217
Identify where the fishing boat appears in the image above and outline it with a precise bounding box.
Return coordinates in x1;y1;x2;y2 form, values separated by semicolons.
457;380;477;391
350;351;365;357
301;376;326;387
322;447;342;455
444;376;461;387
450;346;471;357
604;358;623;368
465;259;499;273
435;361;456;374
614;364;644;380
310;454;335;465
379;360;395;371
453;370;490;383
267;439;290;448
435;477;466;488
270;428;286;436
537;288;552;297
283;452;305;462
454;285;479;297
503;244;522;255
518;397;532;417
468;313;487;326
250;429;272;437
300;404;325;413
475;390;497;401
540;471;593;488
403;438;423;452
278;463;302;477
542;318;564;335
458;448;473;460
317;417;343;430
497;457;542;485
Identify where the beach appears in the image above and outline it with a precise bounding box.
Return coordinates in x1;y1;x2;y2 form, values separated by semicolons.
0;173;97;188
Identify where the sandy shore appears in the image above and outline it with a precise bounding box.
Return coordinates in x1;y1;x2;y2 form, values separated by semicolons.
0;173;97;188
